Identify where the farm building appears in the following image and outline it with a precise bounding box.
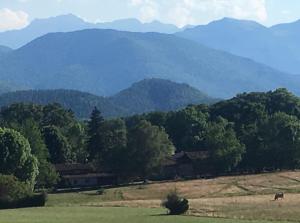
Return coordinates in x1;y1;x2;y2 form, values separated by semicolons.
55;163;116;188
161;151;213;179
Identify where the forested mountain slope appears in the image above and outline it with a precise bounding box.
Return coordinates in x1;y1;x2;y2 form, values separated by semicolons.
0;79;217;118
0;29;299;98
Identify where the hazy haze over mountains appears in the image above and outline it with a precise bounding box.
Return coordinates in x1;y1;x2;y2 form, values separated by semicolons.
177;17;300;74
0;14;300;75
0;14;182;49
1;14;300;101
0;28;299;98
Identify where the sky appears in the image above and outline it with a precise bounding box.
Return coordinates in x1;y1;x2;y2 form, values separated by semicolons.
0;0;300;31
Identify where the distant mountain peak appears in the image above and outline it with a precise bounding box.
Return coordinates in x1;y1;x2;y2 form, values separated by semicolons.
177;16;300;74
209;17;266;30
0;14;183;48
271;18;300;31
108;18;141;24
30;14;87;27
32;13;83;22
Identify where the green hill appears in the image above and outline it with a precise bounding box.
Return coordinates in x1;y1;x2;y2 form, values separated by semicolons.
0;89;123;119
111;78;217;115
0;79;217;118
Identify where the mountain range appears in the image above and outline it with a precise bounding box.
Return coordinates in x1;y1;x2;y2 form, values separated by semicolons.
0;78;216;118
0;14;300;74
0;14;182;49
0;28;300;98
1;14;300;75
0;45;12;54
177;17;300;74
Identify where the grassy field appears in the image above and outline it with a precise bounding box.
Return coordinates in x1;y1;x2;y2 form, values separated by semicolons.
0;207;290;223
1;171;300;223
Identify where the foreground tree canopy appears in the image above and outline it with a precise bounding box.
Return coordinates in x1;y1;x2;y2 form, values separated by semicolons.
0;128;38;186
1;88;300;188
137;88;300;172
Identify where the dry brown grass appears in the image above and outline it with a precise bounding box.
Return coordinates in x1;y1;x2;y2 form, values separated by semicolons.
84;171;300;221
100;171;300;201
48;171;300;221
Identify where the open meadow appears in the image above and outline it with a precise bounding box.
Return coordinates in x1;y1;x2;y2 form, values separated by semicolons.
0;207;287;223
1;171;300;223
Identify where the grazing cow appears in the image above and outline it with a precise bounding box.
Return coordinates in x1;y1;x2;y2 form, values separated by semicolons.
274;192;284;200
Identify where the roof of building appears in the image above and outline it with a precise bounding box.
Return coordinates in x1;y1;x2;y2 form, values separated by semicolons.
162;151;210;166
163;157;177;166
173;151;210;160
55;163;95;172
62;173;115;180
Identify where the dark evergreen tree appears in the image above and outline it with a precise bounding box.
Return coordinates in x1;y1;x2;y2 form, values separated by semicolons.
87;107;105;161
99;119;128;178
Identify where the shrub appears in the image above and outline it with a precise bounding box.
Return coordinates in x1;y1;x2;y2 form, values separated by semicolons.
35;162;59;189
0;175;47;209
19;192;48;208
162;190;189;215
0;175;32;201
97;188;105;195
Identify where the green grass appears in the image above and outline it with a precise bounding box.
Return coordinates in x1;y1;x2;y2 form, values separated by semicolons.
2;171;300;223
0;207;288;223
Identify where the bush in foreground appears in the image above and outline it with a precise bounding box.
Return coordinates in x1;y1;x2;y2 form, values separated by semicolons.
162;190;189;215
0;175;47;209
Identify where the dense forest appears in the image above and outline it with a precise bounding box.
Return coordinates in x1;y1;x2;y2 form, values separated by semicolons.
1;88;300;192
0;79;216;118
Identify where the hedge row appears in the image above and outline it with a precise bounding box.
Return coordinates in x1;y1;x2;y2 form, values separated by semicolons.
0;192;47;209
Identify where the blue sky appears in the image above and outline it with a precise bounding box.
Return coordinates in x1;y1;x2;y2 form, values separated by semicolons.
0;0;300;31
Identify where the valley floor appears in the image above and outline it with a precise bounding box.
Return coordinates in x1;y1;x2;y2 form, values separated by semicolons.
1;171;300;223
0;207;290;223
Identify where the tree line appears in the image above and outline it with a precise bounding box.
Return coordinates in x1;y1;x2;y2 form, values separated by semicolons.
1;88;300;191
137;88;300;173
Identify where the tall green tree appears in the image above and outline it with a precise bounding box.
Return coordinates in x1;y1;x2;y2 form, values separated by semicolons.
165;106;209;151
11;119;58;187
0;128;38;187
204;118;245;173
0;105;60;187
42;103;75;128
99;119;128;177
86;107;104;161
0;103;43;125
67;122;88;163
127;120;175;178
257;112;300;169
42;126;72;164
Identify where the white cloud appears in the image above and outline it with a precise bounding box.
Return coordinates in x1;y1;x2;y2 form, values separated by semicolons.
129;0;268;27
130;0;159;22
0;8;29;31
130;0;144;6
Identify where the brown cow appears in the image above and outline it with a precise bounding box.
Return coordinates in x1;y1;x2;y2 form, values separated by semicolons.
274;192;284;200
